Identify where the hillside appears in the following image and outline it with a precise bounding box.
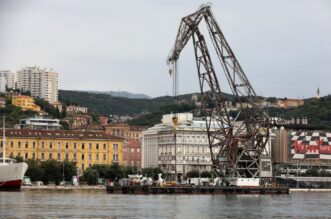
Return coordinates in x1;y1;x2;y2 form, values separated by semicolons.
85;90;151;99
59;90;194;116
267;95;331;130
59;90;331;130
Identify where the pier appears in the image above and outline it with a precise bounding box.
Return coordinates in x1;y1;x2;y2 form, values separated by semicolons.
106;185;289;195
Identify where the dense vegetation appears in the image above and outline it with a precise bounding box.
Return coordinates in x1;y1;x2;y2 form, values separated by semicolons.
59;90;179;116
23;159;77;185
267;95;331;130
0;104;37;128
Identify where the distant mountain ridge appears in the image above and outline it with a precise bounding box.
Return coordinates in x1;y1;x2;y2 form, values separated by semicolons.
85;90;151;99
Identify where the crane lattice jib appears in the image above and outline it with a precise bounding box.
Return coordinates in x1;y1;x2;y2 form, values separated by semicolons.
167;5;269;178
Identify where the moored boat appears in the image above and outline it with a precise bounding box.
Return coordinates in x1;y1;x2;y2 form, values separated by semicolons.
0;116;28;191
0;158;28;191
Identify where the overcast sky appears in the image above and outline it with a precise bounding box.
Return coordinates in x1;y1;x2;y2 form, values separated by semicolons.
0;0;330;98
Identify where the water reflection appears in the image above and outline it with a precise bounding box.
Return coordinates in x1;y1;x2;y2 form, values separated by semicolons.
0;191;331;218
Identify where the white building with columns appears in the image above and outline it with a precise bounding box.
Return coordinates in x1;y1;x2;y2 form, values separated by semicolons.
142;112;273;179
142;113;222;178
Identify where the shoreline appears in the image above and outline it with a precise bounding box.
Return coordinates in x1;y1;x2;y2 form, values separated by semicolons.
290;188;331;192
21;185;106;191
21;186;331;193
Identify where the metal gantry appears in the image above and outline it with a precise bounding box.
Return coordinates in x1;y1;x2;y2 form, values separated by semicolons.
167;4;269;178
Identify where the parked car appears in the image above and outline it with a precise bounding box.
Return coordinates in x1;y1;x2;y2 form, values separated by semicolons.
22;176;32;186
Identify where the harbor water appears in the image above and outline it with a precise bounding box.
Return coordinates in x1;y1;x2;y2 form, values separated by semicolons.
1;190;331;218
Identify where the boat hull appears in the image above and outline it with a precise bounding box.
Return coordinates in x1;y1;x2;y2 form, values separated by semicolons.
0;162;28;191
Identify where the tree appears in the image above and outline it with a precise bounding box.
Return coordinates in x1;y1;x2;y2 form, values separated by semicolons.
186;170;199;178
25;159;44;181
200;171;211;178
83;168;99;185
41;160;62;185
14;155;24;163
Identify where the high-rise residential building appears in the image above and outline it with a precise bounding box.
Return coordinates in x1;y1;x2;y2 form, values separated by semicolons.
16;66;58;103
0;76;6;93
0;70;16;90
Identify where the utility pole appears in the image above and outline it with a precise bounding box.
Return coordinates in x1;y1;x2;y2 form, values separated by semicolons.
63;161;65;186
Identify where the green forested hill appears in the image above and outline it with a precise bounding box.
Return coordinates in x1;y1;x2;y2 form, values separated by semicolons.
267;95;331;130
59;90;192;115
59;90;331;129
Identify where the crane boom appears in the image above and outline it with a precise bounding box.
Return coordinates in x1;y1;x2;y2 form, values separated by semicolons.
168;4;269;178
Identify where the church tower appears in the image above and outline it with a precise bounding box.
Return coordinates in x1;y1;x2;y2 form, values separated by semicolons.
316;87;320;99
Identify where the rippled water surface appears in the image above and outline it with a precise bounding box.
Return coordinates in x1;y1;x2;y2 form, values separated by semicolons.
1;190;331;218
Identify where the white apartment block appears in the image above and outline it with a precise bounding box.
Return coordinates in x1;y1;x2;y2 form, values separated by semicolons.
0;76;6;93
0;70;16;90
16;66;58;103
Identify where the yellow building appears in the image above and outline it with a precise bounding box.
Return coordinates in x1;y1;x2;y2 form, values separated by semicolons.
104;123;146;141
12;95;41;112
2;129;124;171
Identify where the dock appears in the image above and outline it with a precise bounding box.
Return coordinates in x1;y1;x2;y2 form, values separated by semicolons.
106;185;289;195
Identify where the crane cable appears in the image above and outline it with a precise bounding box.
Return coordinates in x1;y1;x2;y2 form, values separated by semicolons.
169;60;178;182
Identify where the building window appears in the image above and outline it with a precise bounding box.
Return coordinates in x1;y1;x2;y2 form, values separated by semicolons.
88;154;91;161
41;153;45;160
32;153;36;159
96;154;99;161
82;164;84;170
17;152;21;158
49;153;52;159
131;148;134;153
113;144;118;151
103;154;106;161
25;153;28;159
96;144;99;150
82;143;85;150
74;143;77;149
49;142;52;149
82;154;84;160
73;153;76;160
89;143;92;150
113;154;118;162
18;141;21;148
57;153;61;160
42;142;45;149
25;142;28;149
64;153;68;160
137;149;140;153
131;160;134;166
66;143;69;149
58;142;61;150
103;144;106;150
10;141;13;148
32;142;36;149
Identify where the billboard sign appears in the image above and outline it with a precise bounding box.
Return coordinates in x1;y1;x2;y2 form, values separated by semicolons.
291;131;331;160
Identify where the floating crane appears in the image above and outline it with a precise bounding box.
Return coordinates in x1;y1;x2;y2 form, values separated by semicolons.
167;4;270;179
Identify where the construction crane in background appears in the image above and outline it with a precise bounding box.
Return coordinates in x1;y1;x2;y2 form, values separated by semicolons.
167;4;270;179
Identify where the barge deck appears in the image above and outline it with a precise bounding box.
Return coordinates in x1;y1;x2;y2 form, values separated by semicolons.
106;185;289;195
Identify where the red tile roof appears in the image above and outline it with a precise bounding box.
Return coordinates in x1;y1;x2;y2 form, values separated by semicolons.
2;129;124;141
